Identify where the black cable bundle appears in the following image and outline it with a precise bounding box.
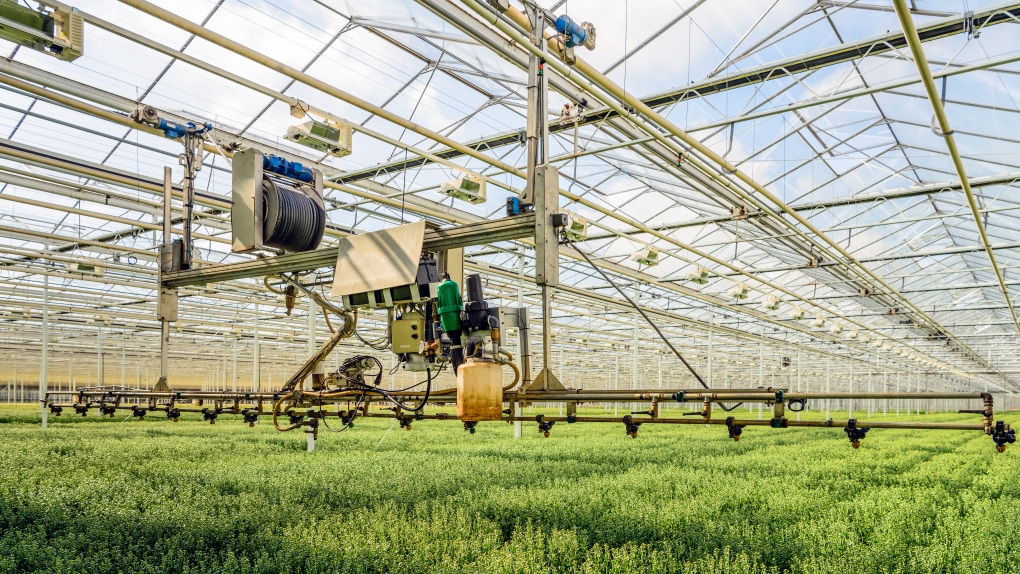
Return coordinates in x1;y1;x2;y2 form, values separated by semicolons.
263;178;325;252
329;355;434;412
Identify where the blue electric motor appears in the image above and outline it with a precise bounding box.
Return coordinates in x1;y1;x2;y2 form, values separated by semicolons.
157;118;212;139
263;154;314;183
555;14;596;50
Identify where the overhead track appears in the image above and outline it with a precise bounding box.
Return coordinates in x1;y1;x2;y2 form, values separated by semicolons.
450;0;1011;383
337;1;1020;184
891;0;1020;335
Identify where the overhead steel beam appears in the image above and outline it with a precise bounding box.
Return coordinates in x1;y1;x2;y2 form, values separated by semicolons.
892;0;1020;335
403;0;1008;383
578;171;1020;243
795;172;1020;210
818;1;954;17
457;0;1012;385
161;214;536;288
706;241;1020;277
0;68;907;362
335;1;1020;185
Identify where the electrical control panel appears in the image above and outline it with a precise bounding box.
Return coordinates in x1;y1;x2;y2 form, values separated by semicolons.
391;312;425;354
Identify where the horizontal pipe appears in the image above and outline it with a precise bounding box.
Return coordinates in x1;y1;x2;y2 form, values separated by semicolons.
504;415;986;431
50;389;989;405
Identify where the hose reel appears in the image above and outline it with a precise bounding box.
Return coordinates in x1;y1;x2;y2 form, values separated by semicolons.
232;148;325;254
261;176;324;252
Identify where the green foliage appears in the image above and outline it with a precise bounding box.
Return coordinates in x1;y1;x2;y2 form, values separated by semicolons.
0;406;1016;573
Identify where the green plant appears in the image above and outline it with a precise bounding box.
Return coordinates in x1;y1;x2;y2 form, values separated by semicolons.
0;405;1015;573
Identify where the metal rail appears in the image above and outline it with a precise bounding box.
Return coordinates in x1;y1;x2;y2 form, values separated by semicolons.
160;214;535;288
41;387;1006;448
337;1;1020;184
892;0;1020;335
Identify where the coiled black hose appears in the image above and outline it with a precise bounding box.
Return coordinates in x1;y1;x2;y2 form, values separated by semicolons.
263;178;325;252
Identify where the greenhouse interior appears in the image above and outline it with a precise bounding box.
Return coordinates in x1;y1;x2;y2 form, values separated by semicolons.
1;0;1019;572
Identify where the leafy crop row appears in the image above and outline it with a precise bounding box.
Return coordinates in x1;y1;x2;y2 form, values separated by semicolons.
0;406;1016;573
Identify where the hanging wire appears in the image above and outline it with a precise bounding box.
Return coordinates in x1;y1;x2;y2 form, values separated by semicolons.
565;237;742;411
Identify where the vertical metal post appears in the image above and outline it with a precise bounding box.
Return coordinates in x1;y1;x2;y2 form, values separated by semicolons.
253;300;260;392
541;286;552;388
758;340;763;420
120;346;126;387
848;359;854;419
920;370;924;414
613;354;619;416
514;247;525;439
40;274;48;428
559;348;565;416
867;361;873;417
523;5;547;206
796;348;801;420
524;8;559;393
926;371;931;414
825;357;831;419
883;371;888;416
707;317;713;384
308;295;317;391
179;131;203;270
657;355;662;389
159;167;172;387
159;320;170;385
895;371;900;416
632;286;638;412
232;336;238;392
97;326;104;386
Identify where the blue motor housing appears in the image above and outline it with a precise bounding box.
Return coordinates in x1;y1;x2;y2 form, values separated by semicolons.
157;118;212;139
555;15;594;50
263;154;314;183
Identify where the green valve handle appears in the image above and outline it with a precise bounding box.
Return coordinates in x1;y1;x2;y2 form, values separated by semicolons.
436;275;463;333
673;391;686;403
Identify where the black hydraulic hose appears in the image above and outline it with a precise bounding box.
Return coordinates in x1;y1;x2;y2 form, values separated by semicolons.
566;237;742;412
366;366;432;412
317;393;362;433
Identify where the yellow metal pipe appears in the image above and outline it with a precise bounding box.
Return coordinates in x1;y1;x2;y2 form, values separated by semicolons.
111;0;901;355
470;0;988;372
891;0;1020;334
